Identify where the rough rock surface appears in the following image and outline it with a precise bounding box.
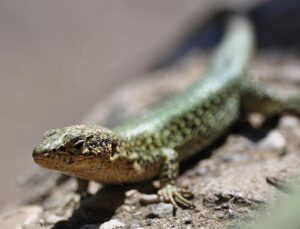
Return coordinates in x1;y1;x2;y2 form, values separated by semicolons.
1;51;300;229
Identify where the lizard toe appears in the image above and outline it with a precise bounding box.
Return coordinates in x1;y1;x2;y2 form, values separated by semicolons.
158;184;194;208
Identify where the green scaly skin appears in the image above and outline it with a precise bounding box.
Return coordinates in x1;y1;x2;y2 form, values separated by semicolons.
32;15;300;208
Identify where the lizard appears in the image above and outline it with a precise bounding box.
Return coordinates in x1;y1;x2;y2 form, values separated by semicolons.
32;15;300;208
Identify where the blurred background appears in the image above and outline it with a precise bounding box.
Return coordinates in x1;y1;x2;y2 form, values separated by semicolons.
0;0;278;205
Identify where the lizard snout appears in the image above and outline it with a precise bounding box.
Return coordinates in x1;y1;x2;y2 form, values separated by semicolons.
32;145;47;157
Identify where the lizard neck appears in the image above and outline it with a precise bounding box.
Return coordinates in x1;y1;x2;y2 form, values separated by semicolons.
111;133;130;156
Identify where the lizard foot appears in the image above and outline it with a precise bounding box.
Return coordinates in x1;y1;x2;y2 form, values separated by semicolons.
158;184;194;208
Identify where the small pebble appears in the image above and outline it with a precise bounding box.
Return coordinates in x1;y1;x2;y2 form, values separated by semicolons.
195;166;209;176
124;189;140;206
220;153;249;163
99;219;125;229
259;130;286;151
248;113;265;127
125;189;139;198
45;214;64;224
89;181;101;194
147;203;174;218
279;115;299;128
140;194;161;205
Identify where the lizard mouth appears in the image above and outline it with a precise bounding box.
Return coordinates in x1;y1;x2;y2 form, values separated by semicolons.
33;152;96;169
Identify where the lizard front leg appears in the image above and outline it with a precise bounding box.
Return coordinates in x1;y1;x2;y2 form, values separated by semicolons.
76;178;89;197
158;148;194;208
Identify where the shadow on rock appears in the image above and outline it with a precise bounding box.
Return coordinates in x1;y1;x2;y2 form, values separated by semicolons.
52;185;126;229
52;181;156;229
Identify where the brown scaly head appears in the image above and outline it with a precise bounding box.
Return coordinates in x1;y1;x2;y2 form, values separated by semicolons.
32;125;122;181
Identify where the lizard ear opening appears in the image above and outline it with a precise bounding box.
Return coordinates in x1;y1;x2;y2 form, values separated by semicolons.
110;138;120;159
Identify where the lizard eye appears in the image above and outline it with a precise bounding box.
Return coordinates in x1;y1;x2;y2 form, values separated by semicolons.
73;141;84;151
63;133;85;153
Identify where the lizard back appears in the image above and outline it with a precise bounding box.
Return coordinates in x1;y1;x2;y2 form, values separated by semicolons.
113;15;254;160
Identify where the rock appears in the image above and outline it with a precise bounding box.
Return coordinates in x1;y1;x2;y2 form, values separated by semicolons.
89;181;101;194
125;189;139;198
248;113;265;128
146;203;174;218
45;214;65;224
195;166;210;176
0;205;42;229
99;219;125;229
140;194;161;205
3;36;300;229
130;220;141;229
279;115;299;128
220;153;250;163
258;130;286;152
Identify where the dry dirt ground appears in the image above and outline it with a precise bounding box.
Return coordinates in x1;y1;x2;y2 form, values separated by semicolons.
1;50;300;228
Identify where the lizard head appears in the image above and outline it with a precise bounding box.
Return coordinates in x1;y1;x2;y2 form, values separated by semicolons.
33;125;117;173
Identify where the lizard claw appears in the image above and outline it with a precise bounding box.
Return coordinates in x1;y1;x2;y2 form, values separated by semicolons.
158;184;194;208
